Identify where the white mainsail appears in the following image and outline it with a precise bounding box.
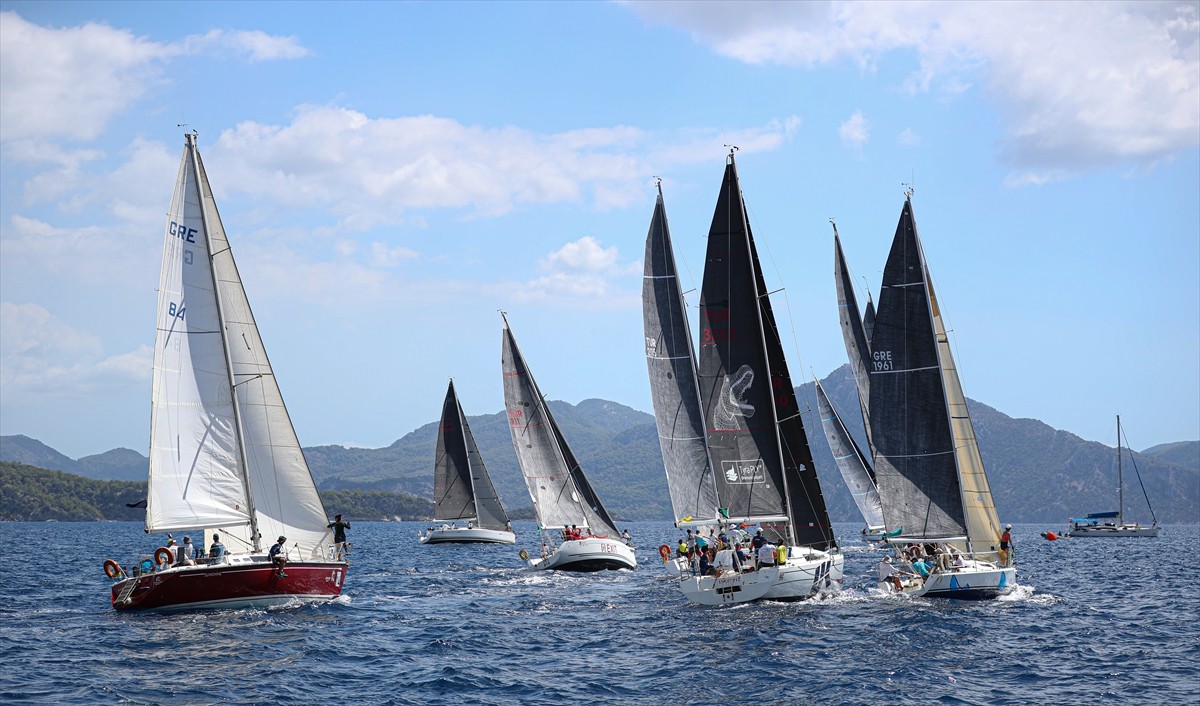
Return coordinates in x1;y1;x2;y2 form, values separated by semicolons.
147;133;331;559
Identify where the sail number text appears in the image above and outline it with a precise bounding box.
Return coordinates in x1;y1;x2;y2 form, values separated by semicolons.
873;350;893;371
167;302;185;320
169;221;198;243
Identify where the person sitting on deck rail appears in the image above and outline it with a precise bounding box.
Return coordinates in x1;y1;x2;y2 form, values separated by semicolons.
268;536;288;578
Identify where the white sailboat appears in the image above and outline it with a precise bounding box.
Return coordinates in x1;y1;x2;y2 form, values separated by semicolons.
419;380;516;544
643;153;843;605
104;132;347;611
1066;416;1159;538
868;192;1015;599
501;314;636;571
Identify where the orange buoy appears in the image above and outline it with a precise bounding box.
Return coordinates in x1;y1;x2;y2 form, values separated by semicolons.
658;544;672;561
103;559;122;579
1041;531;1058;541
154;546;174;565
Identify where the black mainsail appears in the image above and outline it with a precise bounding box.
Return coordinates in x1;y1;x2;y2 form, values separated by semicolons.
833;226;876;458
868;196;1002;550
432;380;510;530
696;153;835;550
641;182;720;524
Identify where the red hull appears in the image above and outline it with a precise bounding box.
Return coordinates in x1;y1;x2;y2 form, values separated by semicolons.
110;561;347;612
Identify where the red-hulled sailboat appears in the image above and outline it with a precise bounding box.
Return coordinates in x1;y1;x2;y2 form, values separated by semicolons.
105;132;347;611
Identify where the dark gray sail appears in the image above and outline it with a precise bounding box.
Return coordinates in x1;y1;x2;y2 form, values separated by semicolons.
868;197;966;538
501;315;621;537
432;380;478;523
815;379;884;529
863;298;876;346
833;228;876;459
641;183;720;523
697;154;836;550
434;380;510;530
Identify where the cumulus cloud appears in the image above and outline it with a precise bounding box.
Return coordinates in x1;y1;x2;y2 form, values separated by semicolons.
0;302;149;399
0;12;310;143
623;0;1200;179
839;109;870;156
513;236;640;304
207;105;801;228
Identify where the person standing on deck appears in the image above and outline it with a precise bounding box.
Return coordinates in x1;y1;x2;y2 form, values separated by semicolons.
999;524;1013;566
328;514;351;560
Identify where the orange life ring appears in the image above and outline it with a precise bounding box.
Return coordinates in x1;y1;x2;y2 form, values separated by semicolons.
658;544;671;561
154;546;174;566
103;558;122;579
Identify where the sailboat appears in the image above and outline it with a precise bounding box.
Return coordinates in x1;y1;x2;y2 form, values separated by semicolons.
828;226;887;542
641;180;721;577
104;132;347;611
501;314;637;571
813;379;886;543
654;151;842;605
419;380;516;544
868;192;1014;599
1066;416;1159;537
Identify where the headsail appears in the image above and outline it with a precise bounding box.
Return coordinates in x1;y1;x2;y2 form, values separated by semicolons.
641;183;720;524
501;314;620;537
814;379;884;529
147;133;330;558
696;154;835;550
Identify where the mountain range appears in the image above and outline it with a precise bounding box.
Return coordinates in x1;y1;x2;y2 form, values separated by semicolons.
2;366;1196;524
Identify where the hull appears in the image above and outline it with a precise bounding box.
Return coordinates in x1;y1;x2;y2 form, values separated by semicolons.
1067;524;1158;538
663;555;687;578
680;549;844;606
419;527;516;544
878;560;1015;600
110;558;347;612
861;526;888;544
528;537;637;572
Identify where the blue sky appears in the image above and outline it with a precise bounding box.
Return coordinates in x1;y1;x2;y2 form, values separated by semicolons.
1;1;1197;459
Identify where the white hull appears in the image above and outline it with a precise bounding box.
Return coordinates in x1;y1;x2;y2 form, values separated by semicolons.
1067;524;1158;538
662;555;687;577
679;548;844;606
878;559;1015;600
527;537;637;572
861;526;888;544
419;527;516;544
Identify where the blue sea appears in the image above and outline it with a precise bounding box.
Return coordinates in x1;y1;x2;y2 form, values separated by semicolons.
1;521;1197;705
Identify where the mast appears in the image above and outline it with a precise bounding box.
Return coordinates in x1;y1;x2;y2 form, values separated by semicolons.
1117;414;1124;526
187;132;260;551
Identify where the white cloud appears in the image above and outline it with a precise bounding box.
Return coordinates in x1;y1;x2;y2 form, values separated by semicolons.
0;12;311;143
0;302;149;399
623;1;1200;177
180;29;310;62
514;236;640;304
839;109;870;155
208;105;802;227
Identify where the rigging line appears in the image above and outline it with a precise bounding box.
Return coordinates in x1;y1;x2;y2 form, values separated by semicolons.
1119;422;1158;523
